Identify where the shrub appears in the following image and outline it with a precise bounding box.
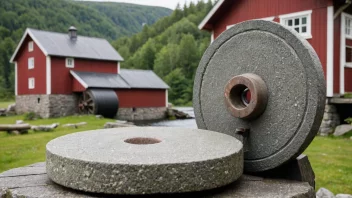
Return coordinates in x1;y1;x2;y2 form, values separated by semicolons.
344;93;352;98
23;112;41;121
345;117;352;125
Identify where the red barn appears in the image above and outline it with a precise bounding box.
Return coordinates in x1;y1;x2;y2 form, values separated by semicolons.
10;27;169;120
199;0;352;98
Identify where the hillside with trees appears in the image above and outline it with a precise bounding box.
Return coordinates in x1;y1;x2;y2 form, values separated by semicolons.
113;1;214;106
81;1;172;36
0;0;171;99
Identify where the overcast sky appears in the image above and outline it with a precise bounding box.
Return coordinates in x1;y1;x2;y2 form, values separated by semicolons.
82;0;202;9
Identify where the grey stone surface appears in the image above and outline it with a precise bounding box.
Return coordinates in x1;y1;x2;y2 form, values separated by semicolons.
325;105;337;113
46;127;243;194
104;122;136;128
333;125;352;136
336;194;352;198
193;20;326;172
252;154;315;189
6;103;16;115
117;107;167;121
319;127;334;136
16;120;24;124
16;94;78;118
0;108;5;116
316;188;335;198
62;122;87;128
0;163;315;198
31;123;59;132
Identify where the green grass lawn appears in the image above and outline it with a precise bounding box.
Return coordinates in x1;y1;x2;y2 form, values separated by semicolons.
0;114;351;194
0;100;15;108
304;134;352;194
0;114;115;172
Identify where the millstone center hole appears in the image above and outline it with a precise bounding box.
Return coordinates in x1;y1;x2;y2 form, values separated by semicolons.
229;85;251;108
124;137;161;145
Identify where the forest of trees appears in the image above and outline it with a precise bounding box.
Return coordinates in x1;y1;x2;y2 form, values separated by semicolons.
0;0;171;99
0;0;213;106
114;1;213;105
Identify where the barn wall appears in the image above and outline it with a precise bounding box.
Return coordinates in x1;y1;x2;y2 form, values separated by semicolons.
115;89;167;108
343;6;352;93
16;36;46;95
51;57;118;94
72;78;86;92
346;37;352;92
212;0;329;78
346;68;352;92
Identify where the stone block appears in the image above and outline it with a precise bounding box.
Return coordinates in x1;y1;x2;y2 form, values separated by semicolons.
316;188;334;198
0;162;315;198
333;125;352;136
323;113;333;121
250;154;315;189
324;105;337;113
320;121;330;128
16;95;77;118
117;107;167;121
319;127;333;136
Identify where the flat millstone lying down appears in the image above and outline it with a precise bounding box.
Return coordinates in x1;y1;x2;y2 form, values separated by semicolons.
46;127;243;195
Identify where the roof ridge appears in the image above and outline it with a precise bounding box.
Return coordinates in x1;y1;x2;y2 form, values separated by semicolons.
121;68;153;72
27;28;107;41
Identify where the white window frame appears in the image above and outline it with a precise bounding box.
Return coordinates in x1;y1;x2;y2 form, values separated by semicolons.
28;78;35;89
279;10;312;39
28;57;34;69
226;16;275;30
346;45;352;68
66;58;74;68
345;15;352;39
28;41;33;52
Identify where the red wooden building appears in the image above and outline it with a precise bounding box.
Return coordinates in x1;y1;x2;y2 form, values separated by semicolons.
10;27;169;120
199;0;352;98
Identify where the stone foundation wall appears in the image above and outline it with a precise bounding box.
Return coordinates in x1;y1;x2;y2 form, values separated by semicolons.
117;107;167;121
48;95;78;118
319;103;340;136
16;94;77;118
16;95;51;118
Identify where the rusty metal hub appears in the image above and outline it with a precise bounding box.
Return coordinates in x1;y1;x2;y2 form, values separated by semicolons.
224;73;268;120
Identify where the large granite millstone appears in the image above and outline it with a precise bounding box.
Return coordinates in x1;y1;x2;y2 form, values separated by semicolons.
46;127;243;195
194;20;326;172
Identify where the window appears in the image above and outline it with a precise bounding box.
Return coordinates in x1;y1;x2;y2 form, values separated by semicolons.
280;10;312;39
66;58;74;68
28;78;35;89
346;46;352;68
28;41;33;52
346;16;352;39
28;57;34;69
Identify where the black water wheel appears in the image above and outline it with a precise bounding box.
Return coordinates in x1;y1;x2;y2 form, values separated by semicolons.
78;91;96;114
78;89;119;118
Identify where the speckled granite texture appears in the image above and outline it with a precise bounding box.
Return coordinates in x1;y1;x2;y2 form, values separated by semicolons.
0;163;315;198
46;127;243;194
193;20;326;172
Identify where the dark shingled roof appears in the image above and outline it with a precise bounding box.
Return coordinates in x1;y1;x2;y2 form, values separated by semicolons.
120;69;169;89
11;28;124;62
71;71;130;89
71;69;169;90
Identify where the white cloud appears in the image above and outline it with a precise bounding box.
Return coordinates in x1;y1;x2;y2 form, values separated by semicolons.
79;0;201;9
